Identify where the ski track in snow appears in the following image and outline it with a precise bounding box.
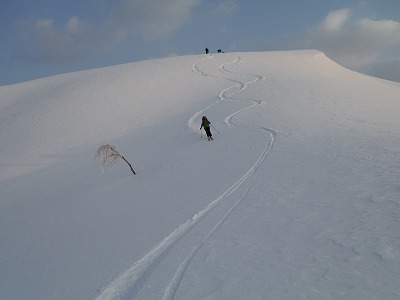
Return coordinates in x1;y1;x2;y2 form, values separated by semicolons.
96;55;276;300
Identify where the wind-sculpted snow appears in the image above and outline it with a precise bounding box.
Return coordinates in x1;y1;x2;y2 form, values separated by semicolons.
97;55;276;300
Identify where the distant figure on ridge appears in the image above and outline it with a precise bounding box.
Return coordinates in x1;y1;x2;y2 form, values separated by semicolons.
200;116;213;141
205;48;209;54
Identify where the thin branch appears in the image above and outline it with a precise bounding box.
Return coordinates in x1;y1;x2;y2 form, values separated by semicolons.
96;144;136;175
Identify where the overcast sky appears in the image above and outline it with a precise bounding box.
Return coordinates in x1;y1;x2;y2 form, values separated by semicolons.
1;0;400;85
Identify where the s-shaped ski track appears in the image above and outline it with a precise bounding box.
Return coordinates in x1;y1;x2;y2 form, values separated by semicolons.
96;55;276;300
163;55;276;299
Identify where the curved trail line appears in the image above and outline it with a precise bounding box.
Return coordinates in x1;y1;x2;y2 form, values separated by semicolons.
162;183;254;300
187;56;249;130
96;55;276;300
187;55;223;130
163;56;276;299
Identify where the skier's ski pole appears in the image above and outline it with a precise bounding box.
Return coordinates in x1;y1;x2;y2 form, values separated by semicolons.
211;124;220;134
200;129;202;138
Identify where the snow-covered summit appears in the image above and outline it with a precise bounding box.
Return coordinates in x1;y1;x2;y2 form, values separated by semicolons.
1;50;399;299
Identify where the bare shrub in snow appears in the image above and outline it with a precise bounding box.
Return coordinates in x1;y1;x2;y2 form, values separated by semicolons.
96;144;136;174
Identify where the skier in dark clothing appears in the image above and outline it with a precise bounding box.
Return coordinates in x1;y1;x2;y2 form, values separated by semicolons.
205;48;209;54
200;116;213;140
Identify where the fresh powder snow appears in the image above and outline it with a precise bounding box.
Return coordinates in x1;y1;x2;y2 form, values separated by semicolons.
0;50;400;299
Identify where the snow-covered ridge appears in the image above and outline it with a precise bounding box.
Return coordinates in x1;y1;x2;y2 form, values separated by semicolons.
1;50;399;299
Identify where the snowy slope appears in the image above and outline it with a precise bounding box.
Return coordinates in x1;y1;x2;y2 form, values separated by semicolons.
1;50;400;299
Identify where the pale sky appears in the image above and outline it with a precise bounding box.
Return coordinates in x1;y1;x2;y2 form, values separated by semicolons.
1;0;400;85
